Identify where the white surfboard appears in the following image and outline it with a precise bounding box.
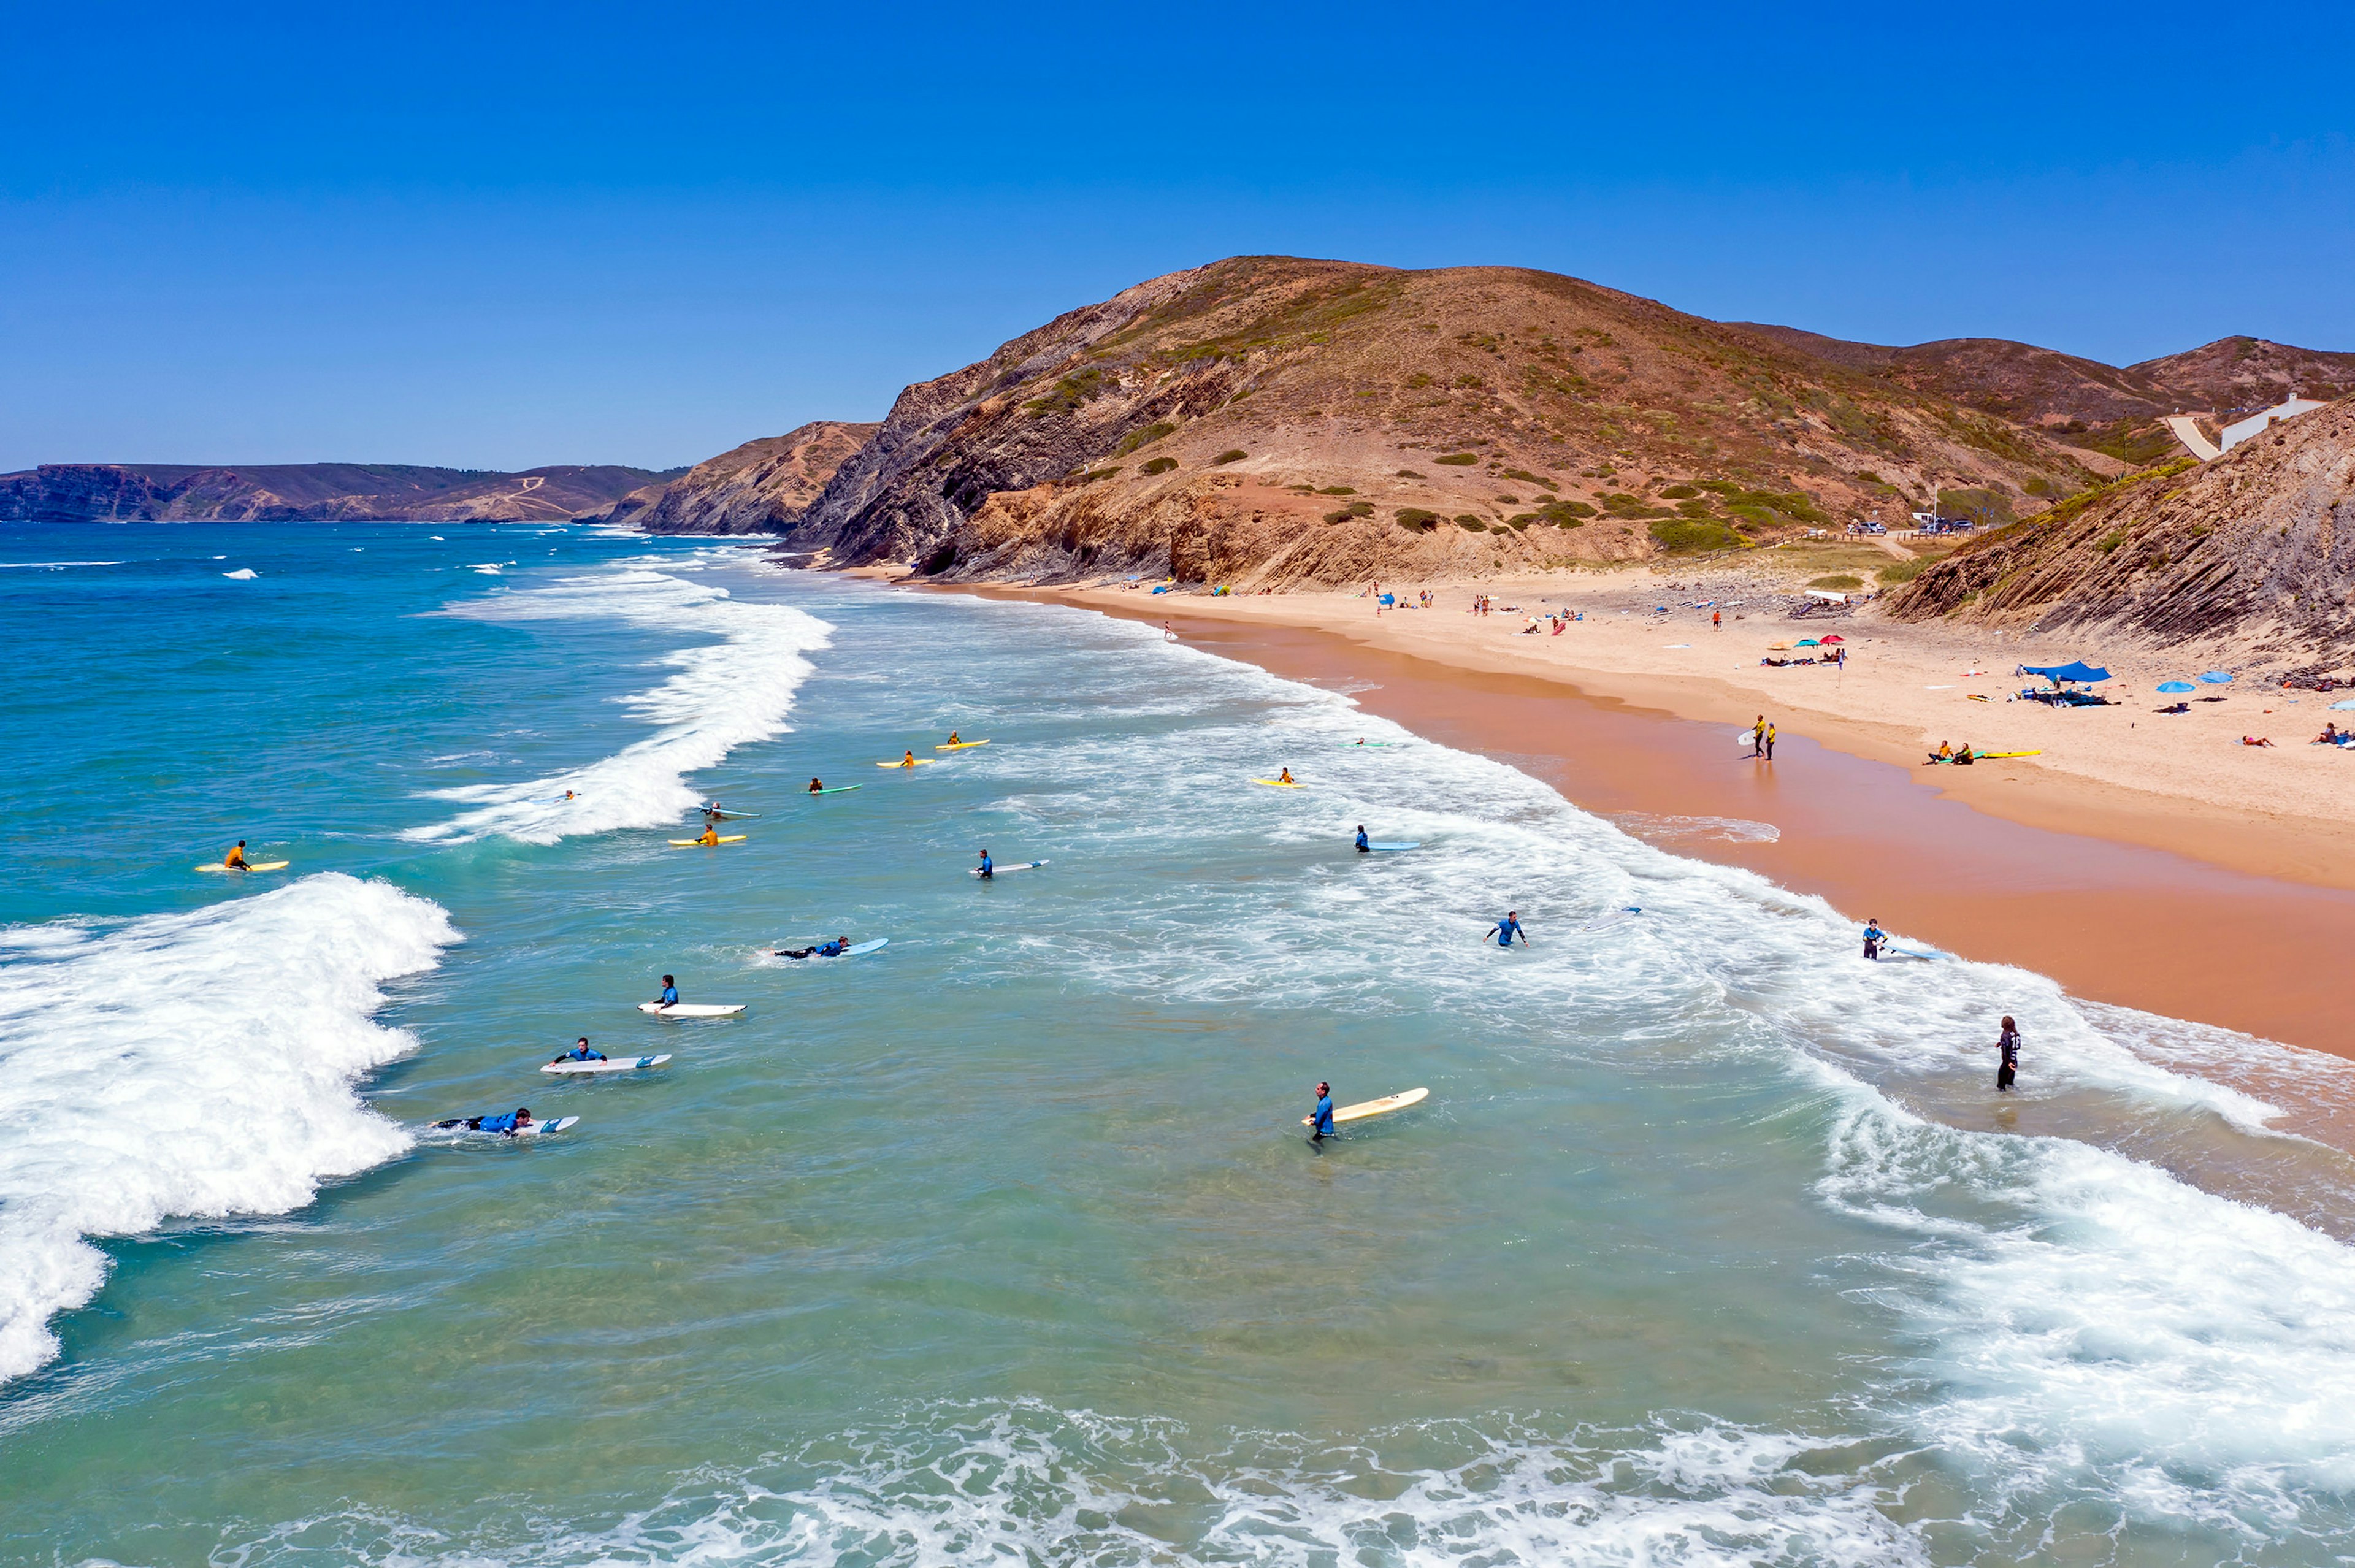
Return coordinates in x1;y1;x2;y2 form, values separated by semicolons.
1304;1087;1429;1128
1365;841;1420;852
971;860;1048;876
542;1053;671;1075
637;1002;745;1018
1580;906;1642;931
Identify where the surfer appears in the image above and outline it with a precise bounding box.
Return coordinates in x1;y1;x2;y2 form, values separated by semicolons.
551;1038;606;1065
777;936;852;959
1861;920;1885;960
223;840;249;870
1355;825;1370;853
1997;1015;2021;1092
976;848;994;880
899;749;918;767
808;777;825;794
1763;721;1777;760
946;731;962;746
654;976;680;1009
1277;767;1295;784
1490;911;1528;947
1750;716;1765;757
695;823;720;846
1308;1081;1335;1145
440;1107;535;1136
702;801;726;825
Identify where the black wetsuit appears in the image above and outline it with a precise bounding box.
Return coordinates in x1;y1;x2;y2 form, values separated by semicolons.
1997;1027;2020;1092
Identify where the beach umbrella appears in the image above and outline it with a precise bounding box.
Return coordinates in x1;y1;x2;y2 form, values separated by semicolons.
1795;638;1820;647
2332;699;2355;711
2157;681;2195;693
2199;671;2234;683
1820;634;1845;644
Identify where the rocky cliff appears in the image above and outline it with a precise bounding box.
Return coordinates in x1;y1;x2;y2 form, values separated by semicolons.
1885;397;2355;664
613;421;879;534
780;256;2120;588
0;462;679;522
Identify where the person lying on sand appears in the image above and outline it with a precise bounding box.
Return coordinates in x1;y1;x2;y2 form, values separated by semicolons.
2155;702;2190;715
2243;736;2275;747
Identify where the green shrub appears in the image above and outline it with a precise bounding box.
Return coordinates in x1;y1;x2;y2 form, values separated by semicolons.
1141;457;1179;475
1856;471;1884;485
1807;574;1865;590
2094;529;2127;554
1540;500;1595;526
1319;485;1357;495
1405;372;1434;389
1395;468;1425;479
1435;453;1480;465
1117;421;1177;455
1457;518;1489;531
1212;449;1248;465
1495;494;1520;505
1395;508;1441;530
1660;483;1699;499
1504;516;1533;530
1454;374;1485;389
1501;468;1558;491
1877;557;1932;584
1024;368;1108;417
1076;467;1120;483
1675;500;1714;519
1648;518;1744;554
1343;500;1373;516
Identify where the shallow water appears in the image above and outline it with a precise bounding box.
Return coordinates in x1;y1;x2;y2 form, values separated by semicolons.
4;522;2354;1565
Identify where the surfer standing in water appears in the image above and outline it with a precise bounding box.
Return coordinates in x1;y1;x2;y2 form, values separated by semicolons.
653;975;680;1009
1490;911;1528;947
1354;825;1370;853
1997;1015;2021;1092
975;849;994;880
1861;920;1885;961
1307;1082;1335;1145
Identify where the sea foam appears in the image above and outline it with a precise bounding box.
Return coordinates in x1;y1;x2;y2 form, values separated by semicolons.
404;560;832;845
0;874;456;1385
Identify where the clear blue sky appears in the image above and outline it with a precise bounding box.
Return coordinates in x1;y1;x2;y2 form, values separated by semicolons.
4;1;2349;472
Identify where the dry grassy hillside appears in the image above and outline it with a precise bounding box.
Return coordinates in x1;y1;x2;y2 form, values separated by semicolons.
787;257;2115;587
611;421;879;534
1885;397;2355;670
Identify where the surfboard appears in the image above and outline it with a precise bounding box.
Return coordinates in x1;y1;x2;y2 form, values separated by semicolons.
542;1053;671;1075
1304;1087;1429;1128
934;739;991;751
702;808;761;819
1251;779;1303;788
971;860;1048;876
637;1002;745;1018
667;835;748;846
877;758;935;768
843;938;889;956
1580;905;1642;931
196;860;290;873
1343;741;1403;748
438;1114;580;1136
1883;946;1947;962
805;785;863;795
1365;841;1420;852
1974;750;2042;759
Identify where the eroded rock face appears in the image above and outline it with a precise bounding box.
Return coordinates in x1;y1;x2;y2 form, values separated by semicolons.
778;255;2118;587
631;422;880;535
1887;397;2355;654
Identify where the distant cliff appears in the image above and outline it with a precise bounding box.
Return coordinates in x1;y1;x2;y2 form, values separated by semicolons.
605;422;879;534
0;462;681;522
1885;396;2355;662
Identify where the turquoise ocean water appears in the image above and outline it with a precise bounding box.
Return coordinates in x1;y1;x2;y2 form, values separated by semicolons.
5;521;2355;1566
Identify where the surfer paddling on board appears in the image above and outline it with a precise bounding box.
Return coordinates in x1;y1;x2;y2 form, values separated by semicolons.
223;840;250;870
777;936;852;959
551;1038;606;1065
1307;1082;1336;1145
975;849;994;880
653;976;680;1009
1355;825;1370;854
808;778;825;794
438;1107;537;1136
1490;911;1528;948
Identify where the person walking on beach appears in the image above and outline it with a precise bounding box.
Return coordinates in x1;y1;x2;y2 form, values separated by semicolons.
1490;910;1528;947
1712;609;1721;630
1750;716;1766;757
653;975;680;1009
1308;1081;1336;1145
1763;721;1777;760
1997;1016;2021;1092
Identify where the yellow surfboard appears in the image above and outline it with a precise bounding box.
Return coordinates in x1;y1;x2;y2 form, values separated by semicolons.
1252;778;1303;788
1304;1087;1429;1126
878;758;935;768
667;835;748;846
197;860;290;873
935;739;991;751
1975;749;2043;759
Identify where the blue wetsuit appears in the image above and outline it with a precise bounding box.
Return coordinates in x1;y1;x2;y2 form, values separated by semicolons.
817;940;846;957
1492;918;1526;947
1354;829;1369;853
1309;1094;1335;1138
659;985;679;1006
1862;925;1885;960
477;1112;520;1134
565;1044;605;1062
977;854;993;879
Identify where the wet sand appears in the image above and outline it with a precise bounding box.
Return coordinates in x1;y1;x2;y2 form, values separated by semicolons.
984;587;2355;1059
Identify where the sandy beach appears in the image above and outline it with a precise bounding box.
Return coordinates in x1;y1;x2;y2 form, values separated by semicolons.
942;568;2355;1060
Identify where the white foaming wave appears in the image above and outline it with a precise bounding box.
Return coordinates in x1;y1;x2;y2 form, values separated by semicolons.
0;559;124;569
404;564;832;845
199;1402;1928;1566
1818;1092;2355;1523
0;874;456;1385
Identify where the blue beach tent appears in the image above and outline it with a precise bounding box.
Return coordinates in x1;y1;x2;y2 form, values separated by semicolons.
2199;671;2235;684
2156;681;2196;694
2020;662;2111;684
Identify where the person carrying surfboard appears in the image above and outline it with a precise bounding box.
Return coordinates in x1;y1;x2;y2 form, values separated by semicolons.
975;849;994;880
1355;825;1369;854
223;840;249;870
551;1038;606;1065
1307;1082;1335;1144
1861;920;1885;961
1490;911;1528;947
654;976;680;1009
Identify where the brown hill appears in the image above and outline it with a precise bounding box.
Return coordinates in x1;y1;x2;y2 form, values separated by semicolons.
613;421;879;534
786;257;2113;587
1884;397;2355;667
2131;338;2355;418
0;462;678;522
